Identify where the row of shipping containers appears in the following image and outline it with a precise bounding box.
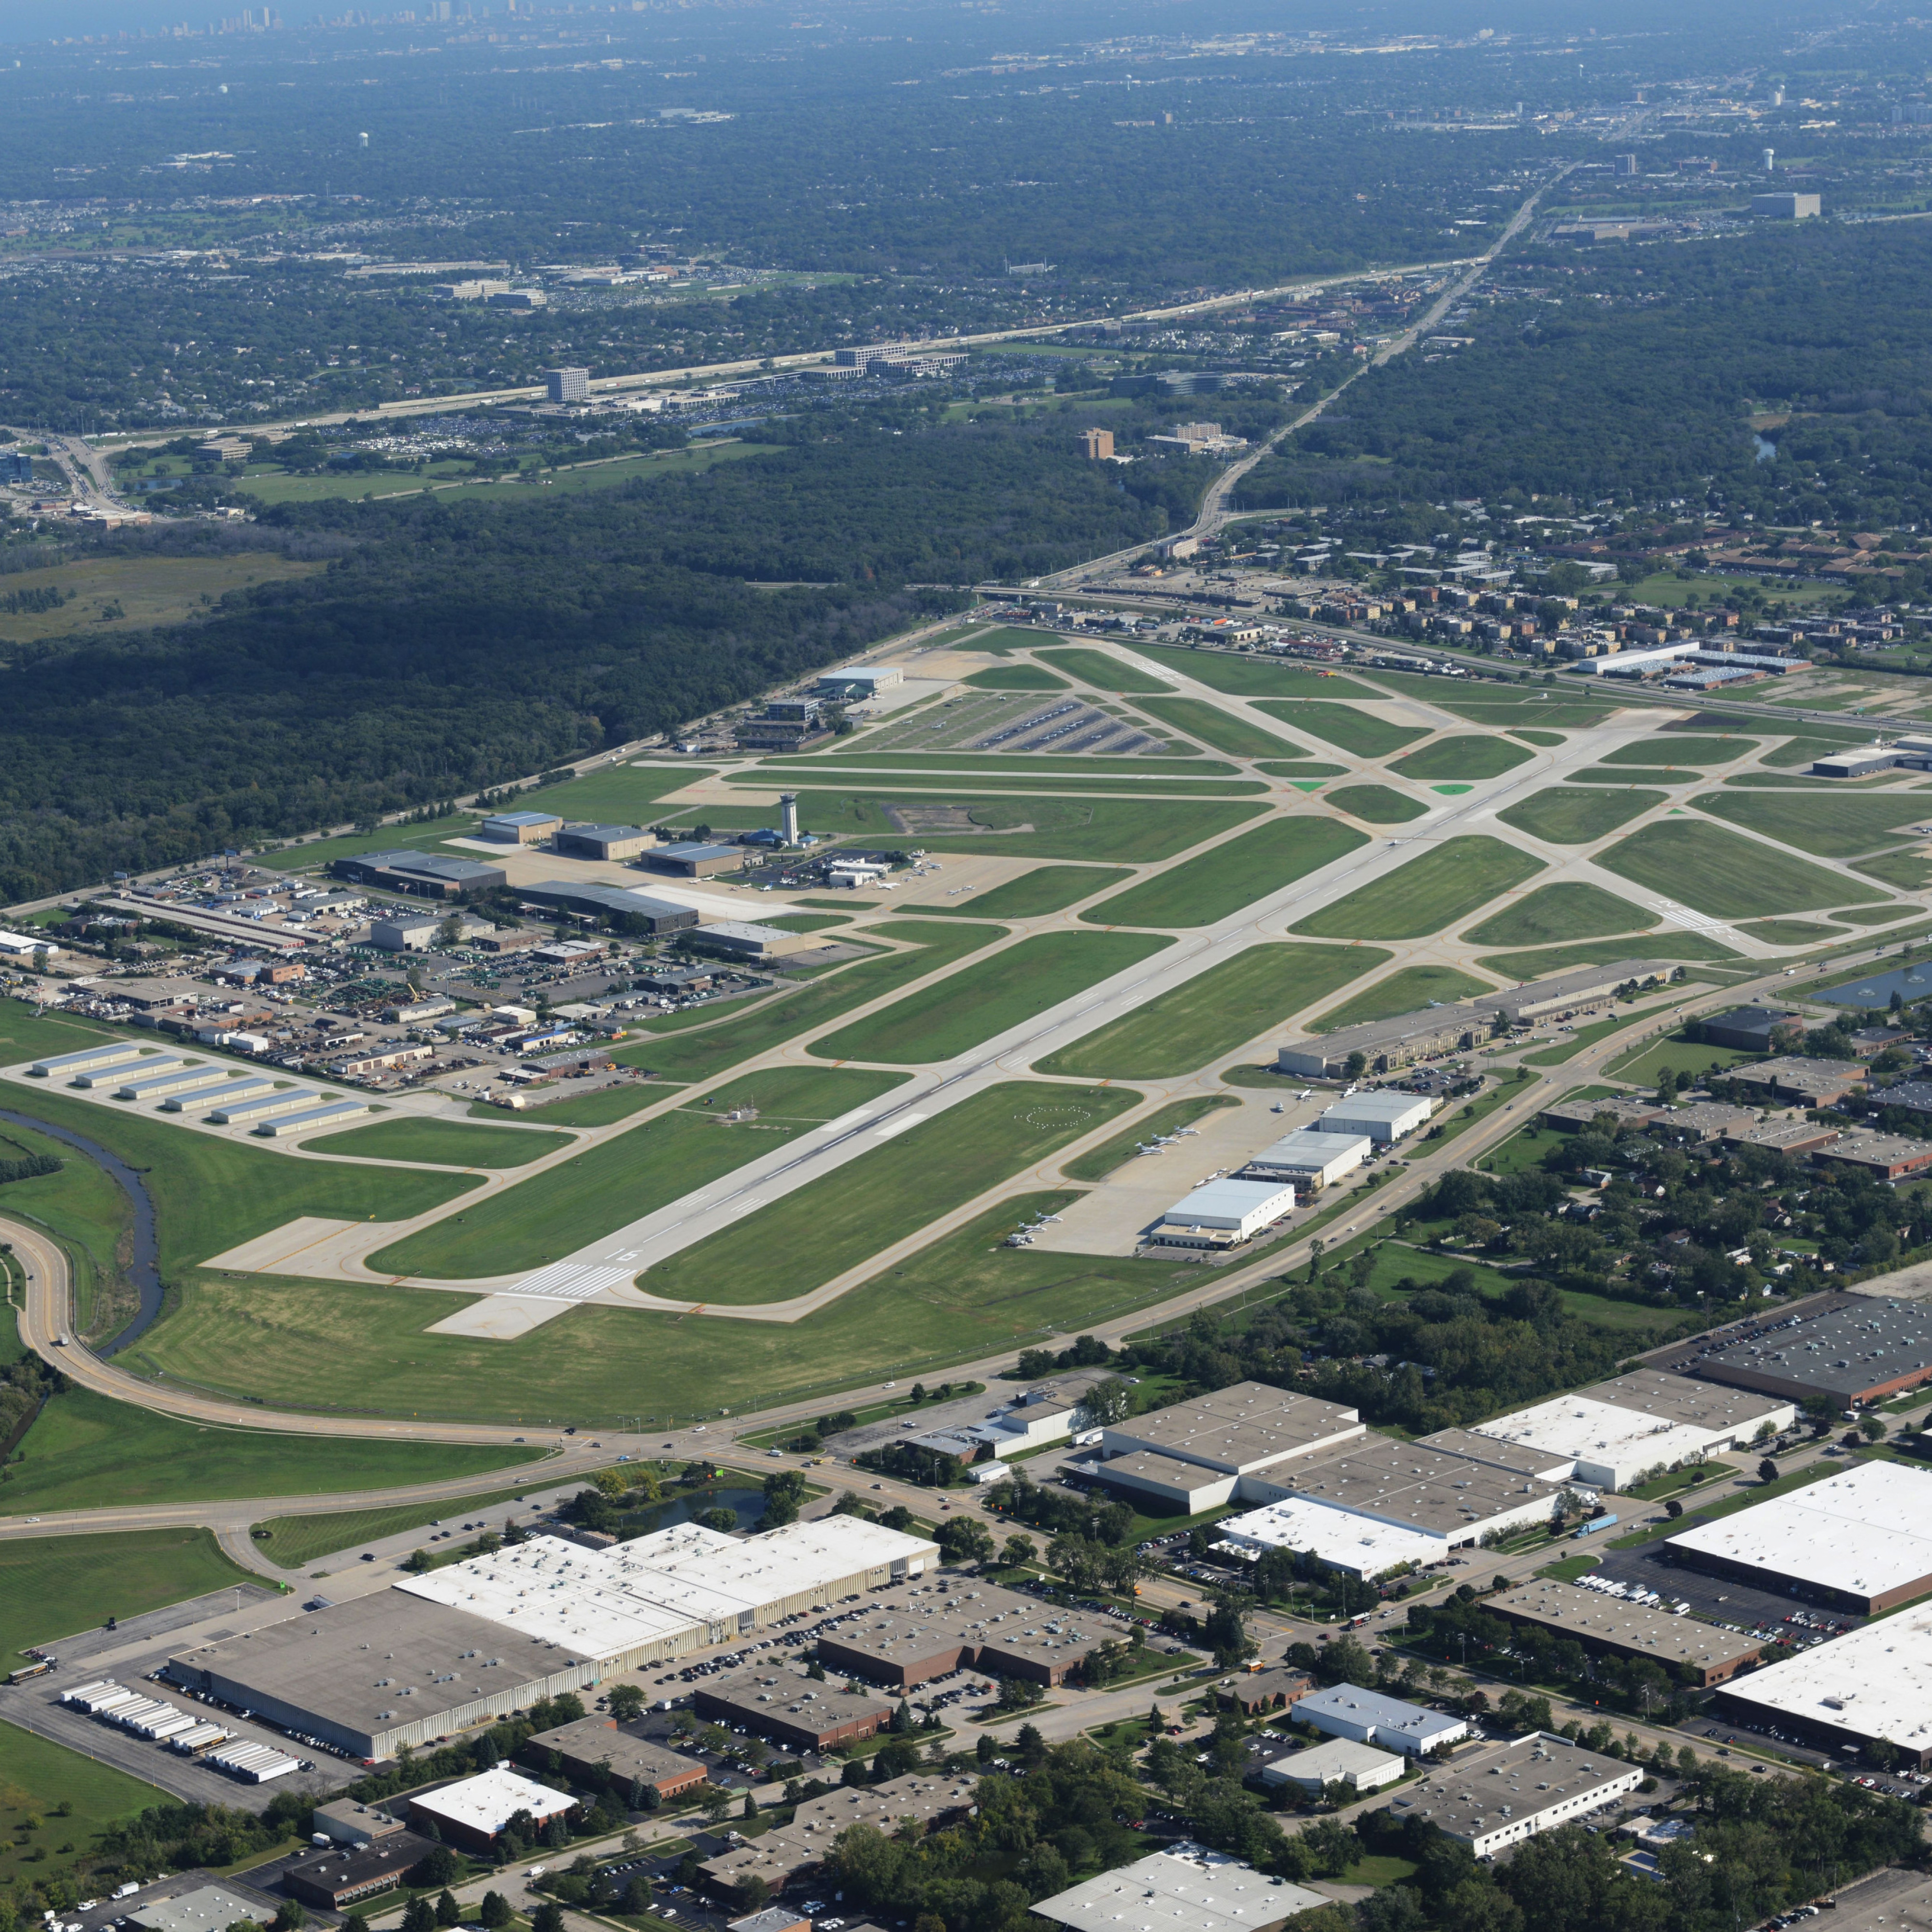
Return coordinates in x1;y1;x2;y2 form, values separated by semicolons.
60;1679;298;1779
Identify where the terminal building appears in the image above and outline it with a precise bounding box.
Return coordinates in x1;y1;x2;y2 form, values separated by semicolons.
1274;962;1676;1079
1712;1600;1932;1765
1666;1462;1932;1615
165;1518;936;1762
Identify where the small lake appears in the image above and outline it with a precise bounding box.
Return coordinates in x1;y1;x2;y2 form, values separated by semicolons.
618;1483;767;1536
1818;962;1932;1010
1754;434;1778;463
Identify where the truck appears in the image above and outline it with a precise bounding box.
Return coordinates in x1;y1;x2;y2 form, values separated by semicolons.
1573;1513;1619;1539
6;1659;53;1686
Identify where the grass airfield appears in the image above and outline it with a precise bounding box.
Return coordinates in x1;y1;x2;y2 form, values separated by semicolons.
11;624;1932;1426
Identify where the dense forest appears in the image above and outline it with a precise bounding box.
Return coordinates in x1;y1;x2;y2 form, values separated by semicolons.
1236;222;1932;524
0;416;1190;899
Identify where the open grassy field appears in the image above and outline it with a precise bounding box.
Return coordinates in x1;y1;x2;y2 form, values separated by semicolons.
1134;696;1315;759
1571;767;1699;787
1607;1028;1764;1086
1079;815;1366;930
613;920;1001;1080
637;1082;1140;1306
476;1083;670;1127
0;1719;168;1897
254;1474;563;1570
0;552;325;646
1292;837;1543;941
1388;736;1534;781
1735;919;1845;945
1475;933;1738;979
1597;821;1889;917
1510;728;1566;747
1036;942;1387;1079
304;1118;575;1168
722;769;1264;799
1855;852;1932;892
1600;734;1758;767
1060;1097;1241;1182
1762;730;1891;769
1690;790;1924;858
1;1084;477;1275
766;792;1267;863
1253;760;1350;780
495;760;723;828
963;664;1068;691
236;439;771;505
0;1114;133;1341
1307;965;1495;1032
1253;699;1428;758
1494;786;1667;844
918;866;1133;919
808;931;1172;1064
0;1529;260;1663
1462;883;1654;949
796;752;1236;777
369;1066;907;1278
1324;785;1427;824
0;1387;540;1516
1134;646;1378;697
137;1192;1204;1426
1033;646;1170;693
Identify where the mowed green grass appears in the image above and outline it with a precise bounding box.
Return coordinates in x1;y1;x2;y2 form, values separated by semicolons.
137;1193;1206;1426
809;931;1172;1064
780;792;1267;863
1736;919;1846;945
963;664;1068;691
1596;821;1889;918
474;759;711;828
476;1084;669;1127
1133;645;1378;697
1495;786;1666;845
1060;1097;1240;1182
304;1118;575;1167
1292;837;1543;941
1476;934;1738;979
0;1529;259;1662
255;1475;560;1570
1135;695;1316;759
0;1086;477;1274
638;1082;1140;1305
369;1066;908;1279
917;866;1132;919
0;1388;541;1516
1033;646;1170;692
1326;784;1427;824
1691;790;1925;858
1036;942;1388;1078
617;920;1002;1080
1388;736;1535;781
1600;734;1758;767
1462;882;1655;949
1253;699;1428;758
0;1719;167;1894
1307;965;1496;1033
1080;815;1367;930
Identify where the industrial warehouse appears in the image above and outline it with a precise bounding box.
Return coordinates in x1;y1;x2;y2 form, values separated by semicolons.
1485;1578;1766;1686
164;1517;936;1760
1665;1461;1932;1614
1713;1601;1932;1765
1682;1299;1932;1406
1380;1734;1645;1854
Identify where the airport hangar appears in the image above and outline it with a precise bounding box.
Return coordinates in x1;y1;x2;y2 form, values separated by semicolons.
1665;1461;1932;1616
165;1518;936;1762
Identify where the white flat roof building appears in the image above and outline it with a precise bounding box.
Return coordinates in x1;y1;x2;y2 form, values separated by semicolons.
409;1766;576;1840
1030;1845;1326;1932
1296;1683;1468;1756
1100;1383;1364;1477
1315;1091;1434;1144
1261;1738;1405;1793
1714;1600;1932;1765
1216;1495;1445;1580
1243;1129;1373;1189
1471;1392;1720;1492
1384;1733;1644;1855
1667;1461;1932;1613
1151;1176;1295;1248
398;1516;938;1668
